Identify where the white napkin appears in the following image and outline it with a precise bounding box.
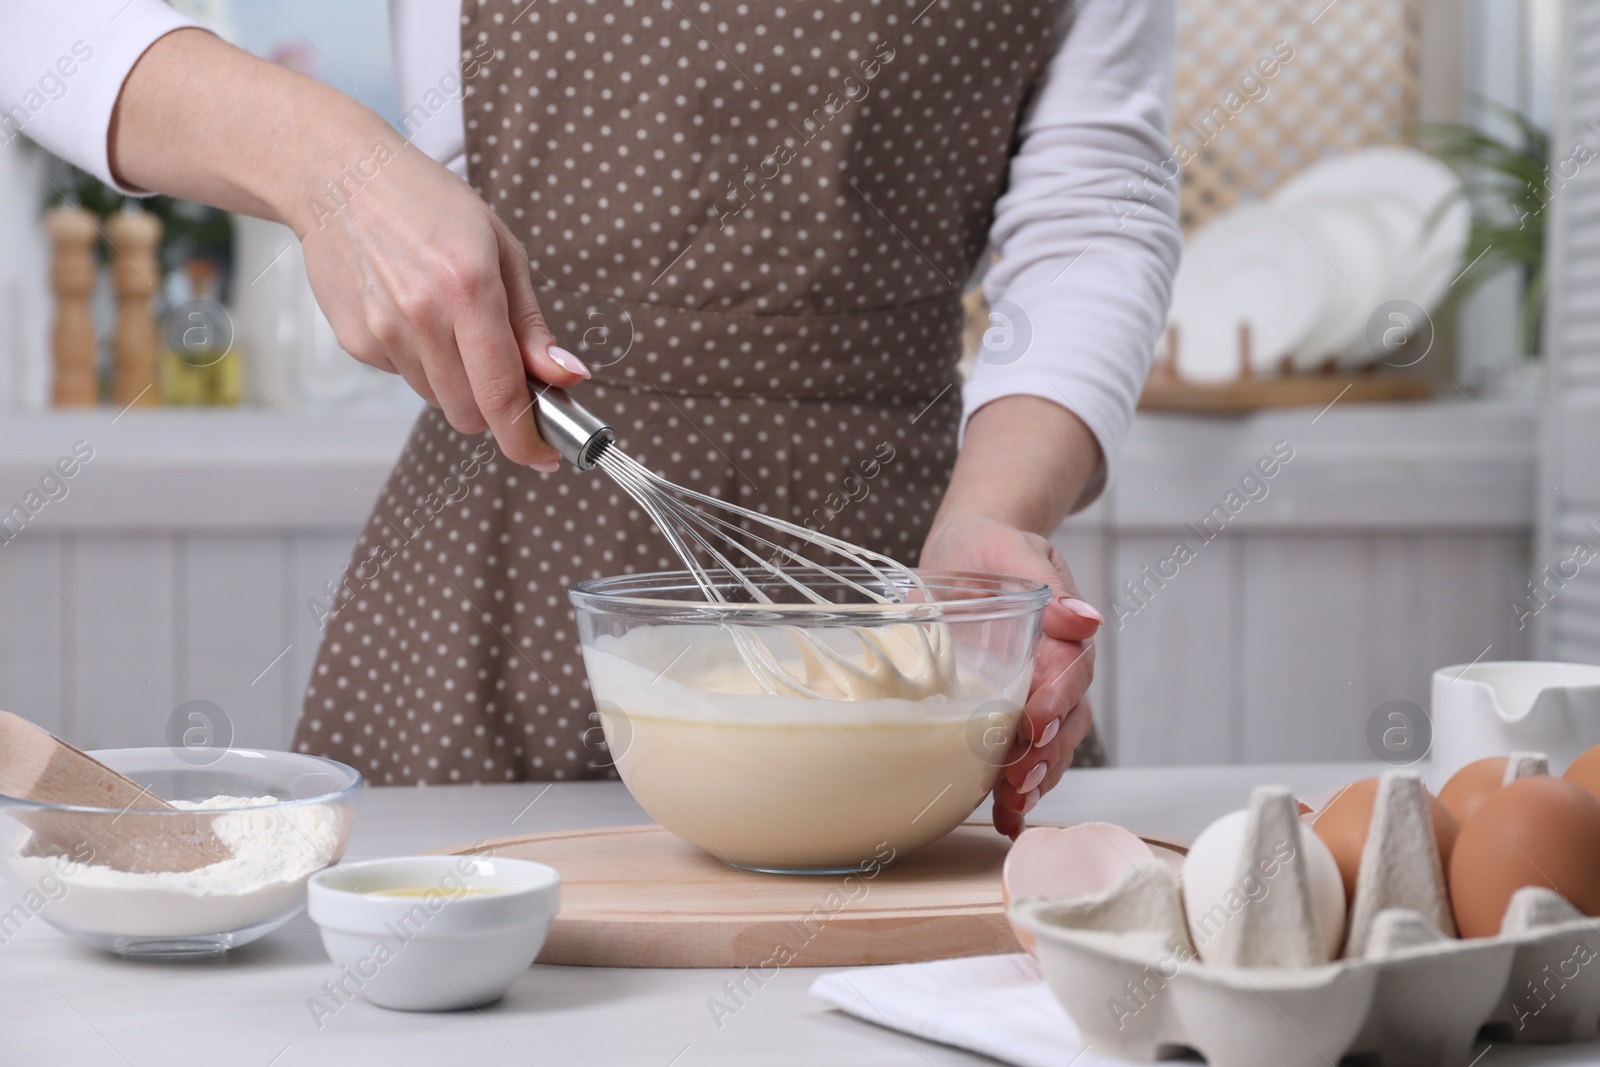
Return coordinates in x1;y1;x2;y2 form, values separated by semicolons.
810;953;1134;1067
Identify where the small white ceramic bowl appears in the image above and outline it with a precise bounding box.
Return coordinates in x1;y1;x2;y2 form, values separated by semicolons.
307;855;560;1011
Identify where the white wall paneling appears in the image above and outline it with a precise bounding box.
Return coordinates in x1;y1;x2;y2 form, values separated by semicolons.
0;529;364;753
1082;531;1532;767
1238;536;1370;762
1079;399;1537;766
0;410;406;751
0;402;1537;766
64;535;177;749
1103;532;1242;767
1413;532;1530;677
0;537;63;734
177;535;290;751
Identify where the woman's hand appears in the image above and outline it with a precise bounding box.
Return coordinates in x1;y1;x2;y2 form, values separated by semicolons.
920;395;1107;835
921;515;1103;838
109;28;587;468
294;148;587;469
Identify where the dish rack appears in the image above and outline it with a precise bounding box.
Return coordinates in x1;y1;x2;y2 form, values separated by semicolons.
1146;0;1432;412
1139;324;1434;413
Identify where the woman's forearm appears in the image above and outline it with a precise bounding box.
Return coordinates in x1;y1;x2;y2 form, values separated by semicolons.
928;396;1103;541
104;26;585;468
108;28;396;234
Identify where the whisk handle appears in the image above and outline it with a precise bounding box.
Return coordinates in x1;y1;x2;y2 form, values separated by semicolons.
529;378;616;470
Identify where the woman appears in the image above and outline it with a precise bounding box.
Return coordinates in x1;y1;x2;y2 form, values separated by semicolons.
5;0;1179;837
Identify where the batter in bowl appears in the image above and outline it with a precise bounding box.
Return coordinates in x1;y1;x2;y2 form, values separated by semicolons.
582;623;1027;873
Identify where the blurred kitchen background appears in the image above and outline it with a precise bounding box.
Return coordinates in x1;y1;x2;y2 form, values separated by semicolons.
0;0;1591;767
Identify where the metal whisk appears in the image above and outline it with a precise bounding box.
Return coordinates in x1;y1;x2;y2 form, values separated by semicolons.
531;383;953;699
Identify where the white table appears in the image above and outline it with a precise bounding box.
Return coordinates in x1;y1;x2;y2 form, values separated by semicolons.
7;765;1598;1066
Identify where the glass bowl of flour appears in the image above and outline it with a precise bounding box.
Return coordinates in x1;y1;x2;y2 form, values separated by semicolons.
0;748;360;957
570;569;1046;874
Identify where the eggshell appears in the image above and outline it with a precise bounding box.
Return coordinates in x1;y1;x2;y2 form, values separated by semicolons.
1449;776;1600;938
1181;808;1346;962
1311;777;1459;901
1438;756;1508;825
1002;824;1157;955
1562;742;1600;802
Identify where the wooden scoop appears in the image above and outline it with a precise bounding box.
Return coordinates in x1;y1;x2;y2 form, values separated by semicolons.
0;711;231;873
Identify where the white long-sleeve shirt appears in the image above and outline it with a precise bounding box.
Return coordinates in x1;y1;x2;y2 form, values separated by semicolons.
0;0;1180;505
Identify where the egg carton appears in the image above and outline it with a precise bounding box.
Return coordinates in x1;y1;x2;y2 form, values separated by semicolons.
1011;769;1600;1067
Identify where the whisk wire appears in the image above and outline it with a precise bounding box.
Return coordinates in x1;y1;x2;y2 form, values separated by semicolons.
599;450;920;607
533;390;952;699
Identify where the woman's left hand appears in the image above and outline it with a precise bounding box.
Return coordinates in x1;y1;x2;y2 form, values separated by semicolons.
920;513;1103;838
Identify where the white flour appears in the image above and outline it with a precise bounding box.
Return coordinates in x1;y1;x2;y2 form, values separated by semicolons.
16;795;343;938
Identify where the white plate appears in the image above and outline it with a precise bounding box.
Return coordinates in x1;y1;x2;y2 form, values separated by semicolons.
1168;201;1332;382
1281;198;1393;369
1274;147;1469;364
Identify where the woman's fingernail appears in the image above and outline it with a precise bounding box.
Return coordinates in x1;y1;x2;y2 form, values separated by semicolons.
547;345;590;379
531;458;561;473
1020;760;1048;793
1059;597;1104;624
1034;717;1061;749
1021;787;1041;815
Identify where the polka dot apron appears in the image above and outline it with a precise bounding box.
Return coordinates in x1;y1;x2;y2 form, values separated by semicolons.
294;0;1107;782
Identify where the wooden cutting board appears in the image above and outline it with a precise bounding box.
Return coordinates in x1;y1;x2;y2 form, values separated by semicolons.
441;823;1187;968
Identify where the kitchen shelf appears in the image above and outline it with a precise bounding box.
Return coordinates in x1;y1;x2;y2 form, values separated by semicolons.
0;395;1536;533
0;408;418;530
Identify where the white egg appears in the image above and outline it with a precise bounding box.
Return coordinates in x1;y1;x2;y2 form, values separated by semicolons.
1181;808;1346;963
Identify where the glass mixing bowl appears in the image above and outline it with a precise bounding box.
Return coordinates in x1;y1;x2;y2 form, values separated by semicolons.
570;568;1047;874
0;748;360;957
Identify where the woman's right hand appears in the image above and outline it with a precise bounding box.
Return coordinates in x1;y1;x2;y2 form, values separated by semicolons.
109;28;587;468
292;146;589;470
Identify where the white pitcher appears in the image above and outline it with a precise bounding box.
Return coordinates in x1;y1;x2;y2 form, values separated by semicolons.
1429;661;1600;784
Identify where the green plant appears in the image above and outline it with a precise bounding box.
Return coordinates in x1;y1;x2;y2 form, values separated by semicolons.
1413;108;1550;357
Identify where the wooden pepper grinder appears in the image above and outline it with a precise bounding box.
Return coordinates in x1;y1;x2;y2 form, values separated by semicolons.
45;205;100;407
107;206;163;408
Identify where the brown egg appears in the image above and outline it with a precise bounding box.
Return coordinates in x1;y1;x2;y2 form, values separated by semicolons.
1563;743;1600;802
1449;776;1600;938
1439;757;1509;825
1311;778;1459;901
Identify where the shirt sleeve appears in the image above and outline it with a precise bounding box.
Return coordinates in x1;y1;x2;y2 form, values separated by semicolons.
0;0;203;193
964;0;1182;510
